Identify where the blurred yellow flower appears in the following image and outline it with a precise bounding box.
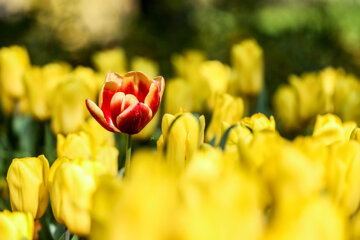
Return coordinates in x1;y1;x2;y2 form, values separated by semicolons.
92;48;127;74
164;78;194;114
6;155;49;219
327;141;360;216
50;68;95;134
80;118;115;148
289;73;326;121
199;60;231;107
0;210;34;240
131;57;159;79
23;63;71;120
242;113;276;132
265;197;345;240
312;114;356;145
0;45;30;99
231;39;263;96
157;112;205;171
91;156;177;240
179;147;263;240
273;85;299;131
0;46;30;114
172;50;209;112
57;131;118;176
50;158;108;236
206;93;244;143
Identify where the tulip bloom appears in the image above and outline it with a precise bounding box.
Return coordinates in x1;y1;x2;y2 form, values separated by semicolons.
6;155;49;219
86;71;165;134
0;210;34;240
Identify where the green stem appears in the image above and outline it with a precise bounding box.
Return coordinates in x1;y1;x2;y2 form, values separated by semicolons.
65;230;70;240
124;134;132;175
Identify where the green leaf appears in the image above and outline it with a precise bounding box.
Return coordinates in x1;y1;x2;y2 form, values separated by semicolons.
219;124;237;151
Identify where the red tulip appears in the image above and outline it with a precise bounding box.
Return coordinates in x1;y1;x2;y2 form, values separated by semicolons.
86;71;165;134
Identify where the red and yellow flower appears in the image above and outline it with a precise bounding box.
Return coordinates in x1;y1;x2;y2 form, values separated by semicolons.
86;71;165;134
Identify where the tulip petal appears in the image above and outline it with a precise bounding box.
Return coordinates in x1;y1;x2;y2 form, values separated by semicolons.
126;71;152;102
116;103;152;134
86;99;119;133
99;73;122;108
121;94;139;112
118;75;137;97
110;92;127;126
153;76;165;101
144;82;160;114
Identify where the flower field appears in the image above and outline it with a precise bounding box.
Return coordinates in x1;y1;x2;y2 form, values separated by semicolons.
2;1;360;240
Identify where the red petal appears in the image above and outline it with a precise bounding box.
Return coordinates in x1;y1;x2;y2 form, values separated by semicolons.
110;92;125;125
99;73;123;124
144;82;160;114
126;71;152;102
116;103;153;134
118;75;137;96
85;99;120;133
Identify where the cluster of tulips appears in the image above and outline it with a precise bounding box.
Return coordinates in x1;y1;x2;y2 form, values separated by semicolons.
2;39;360;240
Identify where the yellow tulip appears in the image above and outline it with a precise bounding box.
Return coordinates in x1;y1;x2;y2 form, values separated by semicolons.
312;114;356;145
0;210;33;240
131;56;159;79
164;78;194;114
57;132;92;159
92;48;127;74
220;122;253;155
50;69;95;134
265;197;345;240
172;50;209;112
157;112;205;171
80;118;115;148
289;73;326;121
242;113;276;132
273;85;299;131
199;60;230;107
56;131;118;176
50;158;107;236
91;156;177;240
6;155;49;219
0;45;30;99
172;50;206;82
327;141;360;216
231;39;263;95
206;93;244;143
179;148;263;240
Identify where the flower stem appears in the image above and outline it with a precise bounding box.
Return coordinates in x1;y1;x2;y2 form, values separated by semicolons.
65;230;70;240
125;134;132;175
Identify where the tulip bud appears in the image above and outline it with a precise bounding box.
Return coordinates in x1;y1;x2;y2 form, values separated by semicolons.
92;48;127;75
0;45;30;99
50;158;107;236
157;112;205;171
199;60;231;108
273;85;299;131
206;93;244;143
327;141;360;216
6;155;49;219
313;114;356;145
0;210;34;240
51;68;95;134
241;113;276;132
80;118;115;147
231;39;263;95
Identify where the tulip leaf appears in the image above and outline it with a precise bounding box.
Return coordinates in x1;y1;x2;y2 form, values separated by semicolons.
219;124;237;150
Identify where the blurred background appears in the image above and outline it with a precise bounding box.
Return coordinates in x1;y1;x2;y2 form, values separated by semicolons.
1;0;360;92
